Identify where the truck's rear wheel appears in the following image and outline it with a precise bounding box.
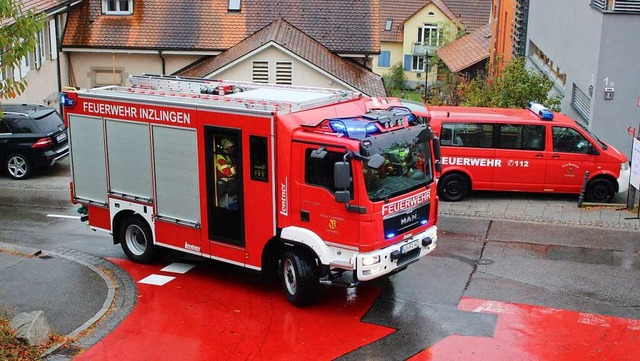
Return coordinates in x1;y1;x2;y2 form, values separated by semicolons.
438;173;469;202
586;178;615;203
119;215;156;264
281;251;320;307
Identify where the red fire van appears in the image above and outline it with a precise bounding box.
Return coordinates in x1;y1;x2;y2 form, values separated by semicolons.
430;103;630;202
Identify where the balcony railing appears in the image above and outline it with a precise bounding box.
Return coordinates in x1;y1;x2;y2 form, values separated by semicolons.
591;0;640;13
412;43;437;56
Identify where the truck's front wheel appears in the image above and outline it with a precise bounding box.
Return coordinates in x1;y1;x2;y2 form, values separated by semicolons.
281;251;320;307
119;215;156;264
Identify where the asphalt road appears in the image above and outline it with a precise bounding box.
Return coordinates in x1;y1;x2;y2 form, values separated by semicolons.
1;159;639;360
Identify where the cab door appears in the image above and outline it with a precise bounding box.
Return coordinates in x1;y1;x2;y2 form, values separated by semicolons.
492;124;547;192
544;126;596;193
294;143;359;249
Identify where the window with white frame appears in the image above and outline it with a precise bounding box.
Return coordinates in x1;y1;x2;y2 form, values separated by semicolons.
228;0;241;11
417;24;440;47
275;61;292;85
103;0;133;15
411;56;426;72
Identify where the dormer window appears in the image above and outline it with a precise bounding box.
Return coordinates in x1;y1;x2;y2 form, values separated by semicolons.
228;0;241;12
385;19;393;31
103;0;134;15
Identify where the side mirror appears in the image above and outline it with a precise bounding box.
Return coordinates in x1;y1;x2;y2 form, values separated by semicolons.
367;154;386;170
435;160;442;173
334;161;351;190
433;137;441;161
335;191;351;204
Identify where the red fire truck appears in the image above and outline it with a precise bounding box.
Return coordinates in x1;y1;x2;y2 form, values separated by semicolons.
60;75;440;306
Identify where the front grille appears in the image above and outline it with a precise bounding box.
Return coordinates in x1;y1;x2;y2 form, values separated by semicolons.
383;203;429;237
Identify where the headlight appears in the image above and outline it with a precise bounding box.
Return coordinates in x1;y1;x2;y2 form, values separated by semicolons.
362;255;381;266
621;162;630;171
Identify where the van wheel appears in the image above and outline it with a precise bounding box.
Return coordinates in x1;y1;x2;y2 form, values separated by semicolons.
6;154;31;179
438;173;469;202
119;215;156;264
281;251;320;307
586;178;614;203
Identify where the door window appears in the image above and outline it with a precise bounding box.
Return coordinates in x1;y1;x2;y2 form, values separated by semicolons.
206;128;243;246
0;119;11;133
552;127;592;154
305;149;352;196
440;123;494;148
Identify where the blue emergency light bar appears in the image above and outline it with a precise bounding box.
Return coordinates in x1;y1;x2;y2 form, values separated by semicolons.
328;119;380;140
528;102;554;120
60;93;75;107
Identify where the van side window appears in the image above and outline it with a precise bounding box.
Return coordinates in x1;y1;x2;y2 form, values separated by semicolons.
440;123;494;148
498;124;545;151
552;127;592;154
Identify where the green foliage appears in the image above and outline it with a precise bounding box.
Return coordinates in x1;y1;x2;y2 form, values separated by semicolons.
1;0;45;100
383;61;406;94
458;57;562;110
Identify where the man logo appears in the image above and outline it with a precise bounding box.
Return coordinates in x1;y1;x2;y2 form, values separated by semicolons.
329;219;337;230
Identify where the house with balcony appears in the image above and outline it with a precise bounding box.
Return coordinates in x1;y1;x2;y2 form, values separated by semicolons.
4;0;82;106
521;0;640;157
60;0;384;97
374;0;491;91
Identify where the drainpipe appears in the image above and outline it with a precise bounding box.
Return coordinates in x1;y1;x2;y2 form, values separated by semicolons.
158;50;166;75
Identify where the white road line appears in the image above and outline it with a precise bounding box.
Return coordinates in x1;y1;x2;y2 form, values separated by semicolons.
47;214;82;219
138;274;175;286
161;262;196;274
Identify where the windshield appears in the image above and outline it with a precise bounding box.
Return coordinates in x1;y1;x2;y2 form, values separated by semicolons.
574;120;607;149
362;126;434;202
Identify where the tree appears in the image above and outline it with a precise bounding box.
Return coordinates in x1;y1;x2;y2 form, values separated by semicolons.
383;61;406;95
458;57;562;110
1;0;45;100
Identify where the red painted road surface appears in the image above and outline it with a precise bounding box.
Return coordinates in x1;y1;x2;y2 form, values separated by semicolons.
76;259;393;360
78;259;640;360
411;298;640;361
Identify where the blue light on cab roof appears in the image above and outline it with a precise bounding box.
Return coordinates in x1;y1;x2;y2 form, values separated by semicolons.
528;102;553;120
328;119;380;140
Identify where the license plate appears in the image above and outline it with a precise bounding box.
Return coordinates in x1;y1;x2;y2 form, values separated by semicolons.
56;132;67;142
401;240;419;254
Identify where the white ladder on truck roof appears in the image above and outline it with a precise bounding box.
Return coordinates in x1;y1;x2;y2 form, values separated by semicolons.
120;74;361;113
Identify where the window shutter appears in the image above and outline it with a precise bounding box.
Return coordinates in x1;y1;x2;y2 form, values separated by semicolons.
378;51;390;67
404;54;411;71
49;19;58;60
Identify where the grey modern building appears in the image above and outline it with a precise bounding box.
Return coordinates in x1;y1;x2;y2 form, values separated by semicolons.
525;0;640;158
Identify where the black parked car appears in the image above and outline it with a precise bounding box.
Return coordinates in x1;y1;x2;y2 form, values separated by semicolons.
0;104;69;179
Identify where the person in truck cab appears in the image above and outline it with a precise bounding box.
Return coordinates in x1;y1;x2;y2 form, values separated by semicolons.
216;138;237;208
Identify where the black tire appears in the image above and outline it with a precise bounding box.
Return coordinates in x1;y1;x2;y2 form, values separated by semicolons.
118;215;157;264
5;154;31;179
438;173;470;202
586;178;615;203
281;251;320;307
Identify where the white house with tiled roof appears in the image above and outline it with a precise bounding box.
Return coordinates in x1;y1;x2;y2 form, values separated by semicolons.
59;0;383;96
374;0;491;90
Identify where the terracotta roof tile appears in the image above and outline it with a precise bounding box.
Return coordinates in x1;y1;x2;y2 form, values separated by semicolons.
179;19;386;97
63;0;380;54
3;0;73;26
380;0;491;43
436;23;491;72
